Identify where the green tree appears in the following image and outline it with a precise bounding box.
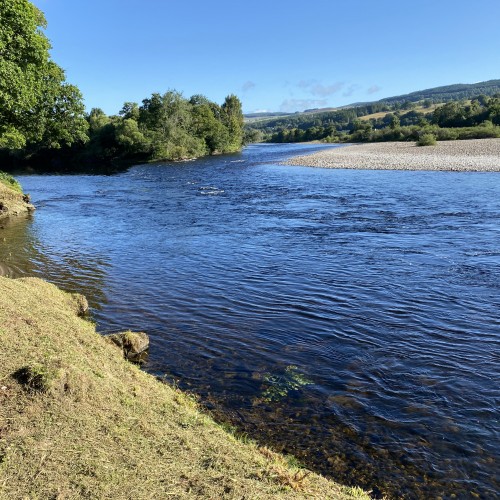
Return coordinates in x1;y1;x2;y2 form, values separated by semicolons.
119;102;140;121
388;114;400;129
115;119;148;155
189;98;228;153
88;108;110;135
0;0;88;153
139;91;206;160
221;94;244;152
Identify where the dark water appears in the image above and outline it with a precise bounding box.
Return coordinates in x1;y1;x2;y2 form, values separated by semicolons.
1;143;499;498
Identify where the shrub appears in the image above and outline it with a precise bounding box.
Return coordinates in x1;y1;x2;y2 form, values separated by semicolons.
456;124;500;140
417;133;437;146
435;128;459;141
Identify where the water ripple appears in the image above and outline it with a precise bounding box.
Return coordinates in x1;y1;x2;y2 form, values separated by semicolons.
2;143;499;498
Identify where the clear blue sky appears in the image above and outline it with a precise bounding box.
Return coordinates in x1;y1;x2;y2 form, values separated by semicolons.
32;0;500;115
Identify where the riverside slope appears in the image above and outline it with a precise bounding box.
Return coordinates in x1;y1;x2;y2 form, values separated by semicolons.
0;182;34;219
284;138;500;171
0;276;367;499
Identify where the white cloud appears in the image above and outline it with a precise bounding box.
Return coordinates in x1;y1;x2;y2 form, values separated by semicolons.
367;85;382;95
343;84;361;97
279;98;329;113
298;79;344;97
241;81;256;92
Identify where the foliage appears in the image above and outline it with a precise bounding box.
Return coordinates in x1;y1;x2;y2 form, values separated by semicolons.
80;91;244;164
0;171;22;192
0;0;88;154
246;91;500;147
416;133;437;146
221;94;244;152
261;365;312;402
0;1;244;170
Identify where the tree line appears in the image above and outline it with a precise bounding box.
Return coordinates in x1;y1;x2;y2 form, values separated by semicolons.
0;0;243;171
77;92;243;167
246;95;500;145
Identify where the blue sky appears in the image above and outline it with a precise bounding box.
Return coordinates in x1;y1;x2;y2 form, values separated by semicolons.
33;0;500;115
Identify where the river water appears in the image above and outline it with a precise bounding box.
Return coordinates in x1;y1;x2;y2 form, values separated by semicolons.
1;143;499;498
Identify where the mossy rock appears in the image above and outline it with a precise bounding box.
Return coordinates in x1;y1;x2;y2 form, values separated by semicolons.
106;331;149;364
69;292;89;317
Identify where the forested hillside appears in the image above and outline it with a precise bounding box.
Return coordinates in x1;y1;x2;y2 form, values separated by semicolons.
379;80;500;105
245;89;500;146
244;79;500;144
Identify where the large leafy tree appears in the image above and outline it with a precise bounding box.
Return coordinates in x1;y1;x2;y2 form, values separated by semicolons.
221;94;244;152
0;0;88;152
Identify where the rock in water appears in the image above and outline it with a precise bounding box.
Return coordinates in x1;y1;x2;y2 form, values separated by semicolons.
70;293;89;317
106;331;149;364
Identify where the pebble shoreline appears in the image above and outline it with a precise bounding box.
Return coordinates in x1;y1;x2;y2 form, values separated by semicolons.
283;138;500;171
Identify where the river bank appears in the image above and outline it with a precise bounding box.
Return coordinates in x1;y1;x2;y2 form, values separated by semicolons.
0;274;368;499
0;179;34;219
283;138;500;171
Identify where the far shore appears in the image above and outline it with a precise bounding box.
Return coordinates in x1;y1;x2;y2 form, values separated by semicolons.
283;138;500;172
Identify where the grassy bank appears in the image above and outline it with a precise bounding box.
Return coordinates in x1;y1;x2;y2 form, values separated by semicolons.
0;173;34;219
0;276;369;499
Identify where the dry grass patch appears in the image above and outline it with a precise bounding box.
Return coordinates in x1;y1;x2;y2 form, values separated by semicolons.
0;276;369;499
358;103;441;122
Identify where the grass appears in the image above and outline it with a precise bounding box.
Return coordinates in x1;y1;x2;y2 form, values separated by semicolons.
0;172;33;219
0;276;370;499
0;172;22;193
358;103;441;122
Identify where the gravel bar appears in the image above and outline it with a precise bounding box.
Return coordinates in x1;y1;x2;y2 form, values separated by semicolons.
283;139;500;171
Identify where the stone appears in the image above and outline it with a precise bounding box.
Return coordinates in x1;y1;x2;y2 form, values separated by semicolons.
106;331;149;364
70;293;89;317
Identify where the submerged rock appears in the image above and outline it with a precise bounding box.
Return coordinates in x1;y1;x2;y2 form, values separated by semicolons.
106;331;149;364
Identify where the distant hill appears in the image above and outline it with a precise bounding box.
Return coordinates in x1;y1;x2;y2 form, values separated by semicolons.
244;79;500;143
246;79;500;121
244;111;293;123
378;79;500;105
244;108;340;123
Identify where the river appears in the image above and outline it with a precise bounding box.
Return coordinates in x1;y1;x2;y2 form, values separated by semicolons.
1;143;499;498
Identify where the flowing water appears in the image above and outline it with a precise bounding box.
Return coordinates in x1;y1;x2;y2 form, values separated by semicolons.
1;143;499;498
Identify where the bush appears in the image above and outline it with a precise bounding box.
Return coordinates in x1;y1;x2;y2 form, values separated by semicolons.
456;124;500;140
435;128;459;141
417;133;437;146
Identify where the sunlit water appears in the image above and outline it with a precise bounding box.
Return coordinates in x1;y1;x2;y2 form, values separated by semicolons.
1;143;499;498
